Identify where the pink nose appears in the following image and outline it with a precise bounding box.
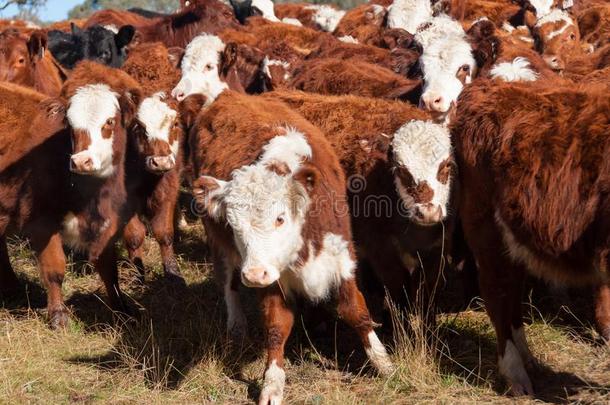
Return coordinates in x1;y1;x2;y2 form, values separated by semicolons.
421;93;445;112
146;156;174;172
70;154;94;173
414;203;443;225
241;267;275;288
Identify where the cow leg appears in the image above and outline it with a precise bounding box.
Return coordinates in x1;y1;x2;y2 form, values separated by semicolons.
410;251;444;333
33;232;68;329
221;257;247;337
366;244;411;308
123;215;147;281
151;205;184;284
0;235;20;295
258;286;294;405
337;278;394;375
95;245;127;314
594;282;610;342
466;220;533;396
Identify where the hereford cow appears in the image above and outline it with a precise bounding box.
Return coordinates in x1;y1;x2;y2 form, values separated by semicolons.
48;24;135;69
531;9;581;70
190;91;394;404
275;3;346;32
0;63;142;328
451;79;610;395
171;33;268;101
0;29;66;96
265;90;455;322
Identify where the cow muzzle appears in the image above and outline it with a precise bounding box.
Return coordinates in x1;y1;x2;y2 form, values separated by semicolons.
413;203;443;226
70;152;96;174
146;155;175;173
241;266;280;288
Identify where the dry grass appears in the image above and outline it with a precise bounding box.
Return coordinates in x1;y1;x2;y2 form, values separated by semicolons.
1;222;609;404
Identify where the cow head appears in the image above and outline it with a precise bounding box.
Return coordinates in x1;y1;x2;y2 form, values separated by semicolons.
193;128;316;288
532;9;579;71
0;29;46;86
415;15;478;122
65;83;140;177
132;92;183;174
391;120;454;226
386;0;433;34
48;24;135;69
172;34;228;102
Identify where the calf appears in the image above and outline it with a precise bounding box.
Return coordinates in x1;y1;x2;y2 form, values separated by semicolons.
0;29;66;96
191;90;394;404
265;90;455;322
531;9;581;70
0;62;142;328
171;33;268;101
451;79;610;395
275;3;346;32
289;57;421;103
48;24;135;69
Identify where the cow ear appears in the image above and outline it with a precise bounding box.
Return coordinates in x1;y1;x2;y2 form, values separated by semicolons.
467;19;499;68
167;46;185;68
115;25;135;49
221;42;238;72
293;164;319;194
179;94;206;129
118;88;142;127
192;175;228;219
27;31;47;61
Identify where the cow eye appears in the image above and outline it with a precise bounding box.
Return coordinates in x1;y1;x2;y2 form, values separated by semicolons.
106;118;115;126
569;33;576;40
275;214;285;227
205;64;213;71
460;65;470;73
17;57;25;65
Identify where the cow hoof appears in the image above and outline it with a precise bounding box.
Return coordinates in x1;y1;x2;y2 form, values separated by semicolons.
164;262;186;286
508;378;535;397
49;309;69;330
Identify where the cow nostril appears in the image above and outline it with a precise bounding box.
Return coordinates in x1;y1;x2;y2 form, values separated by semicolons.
434;97;442;105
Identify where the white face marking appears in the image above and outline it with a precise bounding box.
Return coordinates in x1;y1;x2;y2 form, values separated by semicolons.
260;360;285;405
498;340;534;395
387;0;433;34
490;57;539;82
305;4;346;32
281;233;355;302
137;92;179;160
529;0;554;17
338;35;358;43
365;331;394;375
391;120;453;220
252;0;280;22
416;16;476;114
172;34;228;102
535;10;574;40
281;17;302;26
262;57;291;80
66;84;119;178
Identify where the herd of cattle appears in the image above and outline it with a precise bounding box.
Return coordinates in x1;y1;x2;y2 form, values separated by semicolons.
0;0;608;402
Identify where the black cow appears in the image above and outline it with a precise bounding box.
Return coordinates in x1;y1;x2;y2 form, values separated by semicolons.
48;24;135;69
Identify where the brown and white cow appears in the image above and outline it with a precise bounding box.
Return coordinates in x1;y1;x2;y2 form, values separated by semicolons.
531;9;582;70
0;29;66;96
0;62;141;328
275;3;346;32
265;90;455;321
190;90;394;404
451;79;610;395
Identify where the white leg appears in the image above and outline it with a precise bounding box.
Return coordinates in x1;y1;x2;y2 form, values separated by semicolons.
511;326;533;366
365;331;394;376
258;360;285;405
498;340;534;396
224;266;247;337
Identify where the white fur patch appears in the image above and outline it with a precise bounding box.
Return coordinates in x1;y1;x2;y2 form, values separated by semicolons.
365;331;394;375
415;15;476;113
282;233;355;302
262;57;291;80
66;84;119;178
490;57;539;82
502;22;515;33
338;35;358;43
103;24;119;34
260;360;285;405
529;0;554;17
281;17;302;26
61;212;81;250
252;0;280;22
305;4;346;32
498;340;534;395
137;92;179;159
259;127;312;172
535;9;572;27
391;120;452;218
387;0;432;34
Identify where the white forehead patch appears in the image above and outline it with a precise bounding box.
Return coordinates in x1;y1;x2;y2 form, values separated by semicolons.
535;9;573;27
491;57;539;82
306;5;346;32
338;35;358;43
392;120;451;183
529;0;554;17
387;0;433;34
137;92;179;156
67;84;119;130
181;34;226;73
259;127;312;172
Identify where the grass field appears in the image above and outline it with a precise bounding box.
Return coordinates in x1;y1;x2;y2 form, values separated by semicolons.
1;221;609;404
